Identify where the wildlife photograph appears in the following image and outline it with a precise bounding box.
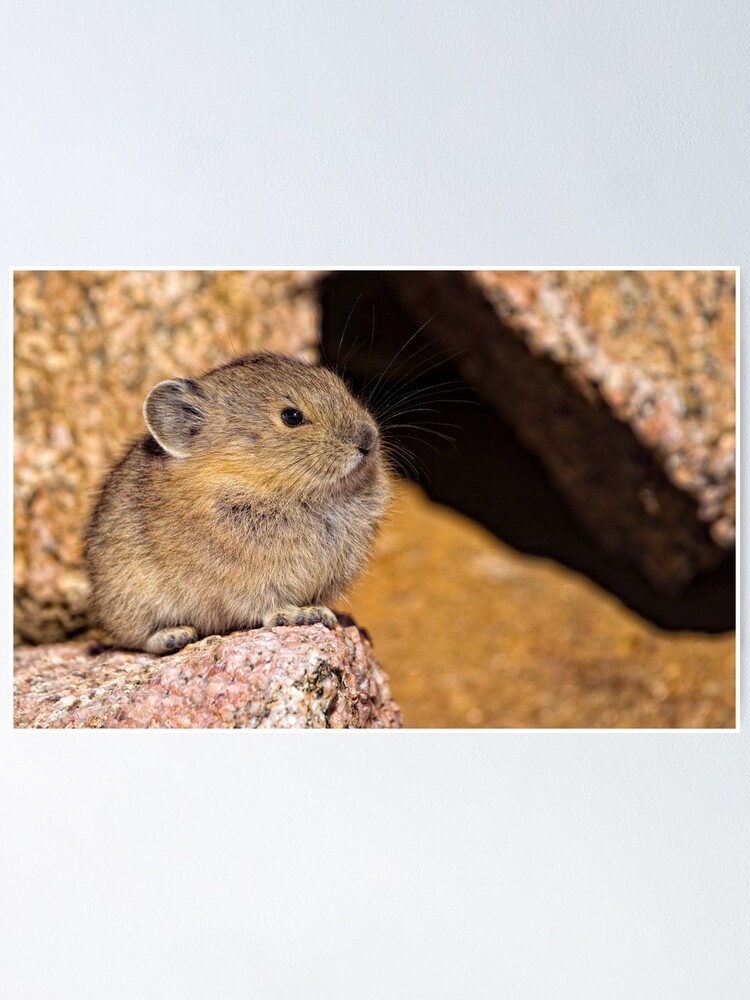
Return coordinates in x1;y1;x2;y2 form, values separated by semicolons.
13;269;737;728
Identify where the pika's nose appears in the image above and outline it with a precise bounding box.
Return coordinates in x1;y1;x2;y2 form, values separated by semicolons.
354;423;377;455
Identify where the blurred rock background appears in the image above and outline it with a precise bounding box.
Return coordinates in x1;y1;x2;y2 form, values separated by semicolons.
14;269;736;728
390;270;736;591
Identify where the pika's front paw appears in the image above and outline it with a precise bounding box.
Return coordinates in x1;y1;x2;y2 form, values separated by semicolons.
145;625;198;655
263;605;337;629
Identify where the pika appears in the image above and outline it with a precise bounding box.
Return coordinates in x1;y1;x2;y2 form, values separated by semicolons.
84;353;390;654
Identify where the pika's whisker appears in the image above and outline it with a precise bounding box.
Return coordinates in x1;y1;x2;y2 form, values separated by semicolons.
384;419;462;432
388;432;442;456
372;383;472;420
362;336;437;401
386;423;458;444
336;293;362;367
366;348;468;412
382;439;428;480
362;311;442;404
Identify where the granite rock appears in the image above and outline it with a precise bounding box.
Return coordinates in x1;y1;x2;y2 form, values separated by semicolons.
14;270;325;644
13;623;401;729
389;270;736;590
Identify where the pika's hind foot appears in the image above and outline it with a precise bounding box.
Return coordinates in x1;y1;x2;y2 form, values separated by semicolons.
263;605;337;629
145;626;198;655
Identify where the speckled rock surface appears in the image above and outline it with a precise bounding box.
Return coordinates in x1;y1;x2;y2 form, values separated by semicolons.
345;482;734;729
14;270;325;644
389;270;736;590
14;623;401;729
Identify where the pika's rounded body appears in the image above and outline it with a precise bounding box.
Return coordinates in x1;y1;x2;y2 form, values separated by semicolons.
85;353;390;654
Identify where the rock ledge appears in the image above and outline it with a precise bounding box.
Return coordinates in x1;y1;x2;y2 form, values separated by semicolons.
14;624;402;729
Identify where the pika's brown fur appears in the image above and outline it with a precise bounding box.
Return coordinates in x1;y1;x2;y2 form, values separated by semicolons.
84;353;390;654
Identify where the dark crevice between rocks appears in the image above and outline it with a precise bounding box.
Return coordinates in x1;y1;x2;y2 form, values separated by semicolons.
319;271;734;634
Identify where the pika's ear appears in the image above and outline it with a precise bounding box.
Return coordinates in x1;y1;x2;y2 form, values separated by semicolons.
143;379;206;458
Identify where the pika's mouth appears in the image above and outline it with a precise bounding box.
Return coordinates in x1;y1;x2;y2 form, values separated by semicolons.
342;449;368;478
337;443;377;488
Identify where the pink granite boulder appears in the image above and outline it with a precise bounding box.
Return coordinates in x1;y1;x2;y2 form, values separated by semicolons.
14;623;402;729
389;269;736;591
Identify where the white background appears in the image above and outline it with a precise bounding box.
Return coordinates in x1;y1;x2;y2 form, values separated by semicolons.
2;2;747;997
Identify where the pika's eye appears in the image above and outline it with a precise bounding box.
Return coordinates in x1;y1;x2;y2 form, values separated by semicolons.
281;407;304;427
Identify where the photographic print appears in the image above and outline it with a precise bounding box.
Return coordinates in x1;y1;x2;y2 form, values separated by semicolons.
12;269;737;729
